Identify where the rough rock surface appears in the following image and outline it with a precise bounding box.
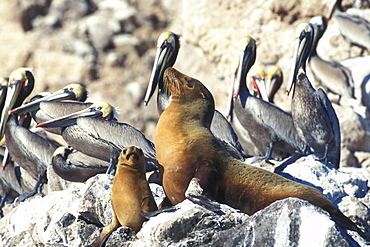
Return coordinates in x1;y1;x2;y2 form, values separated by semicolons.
0;0;370;246
0;0;369;165
0;156;369;246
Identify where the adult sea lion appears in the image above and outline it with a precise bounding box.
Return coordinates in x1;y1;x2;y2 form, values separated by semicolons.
92;146;158;247
154;67;369;240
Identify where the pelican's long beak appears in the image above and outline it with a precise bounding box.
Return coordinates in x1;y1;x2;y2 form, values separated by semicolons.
144;46;170;105
265;66;283;102
286;23;313;96
232;37;257;100
144;32;179;106
251;75;269;102
226;73;235;121
11;87;79;115
232;51;246;100
1;147;10;170
0;81;8;113
0;70;29;139
265;76;277;102
36;106;103;128
286;38;302;96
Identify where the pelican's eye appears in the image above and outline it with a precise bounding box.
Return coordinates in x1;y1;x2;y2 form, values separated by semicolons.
161;40;169;49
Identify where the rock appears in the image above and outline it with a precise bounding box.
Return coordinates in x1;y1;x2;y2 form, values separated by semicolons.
85;15;121;51
105;226;136;246
78;174;114;227
32;0;97;33
1;0;370;246
213;198;358;247
0;155;369;246
97;0;137;23
356;151;370;169
333;104;370;152
61;32;96;59
338;195;370;229
340;147;360;168
0;183;86;246
275;155;368;201
113;34;140;49
105;51;126;67
275;155;370;233
16;0;52;31
49;0;96;21
341;55;370;104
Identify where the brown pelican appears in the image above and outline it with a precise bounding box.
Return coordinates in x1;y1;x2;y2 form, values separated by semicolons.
20;101;92;135
0;68;34;140
287;23;341;169
249;65;269;101
0;77;38;205
0;69;60;201
1;112;32;169
309;16;355;102
13;91;131;179
11;83;88;115
36;102;157;172
249;65;283;103
0;146;28;217
144;31;249;159
0;78;8;114
227;36;307;163
265;65;283;103
329;0;370;57
0;71;33;165
144;31;180;111
51;146;109;182
5;114;57;201
11;83;90;135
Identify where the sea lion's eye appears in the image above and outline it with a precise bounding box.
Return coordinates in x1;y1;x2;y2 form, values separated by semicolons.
185;78;193;88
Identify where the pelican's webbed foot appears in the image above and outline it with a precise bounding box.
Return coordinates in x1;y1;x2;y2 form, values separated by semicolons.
314;155;327;164
314;143;329;165
251;156;274;165
17;174;44;202
0;192;9;218
106;148;120;176
251;142;274;164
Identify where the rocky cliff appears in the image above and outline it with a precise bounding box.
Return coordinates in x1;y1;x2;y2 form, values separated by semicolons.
0;156;369;246
0;0;370;246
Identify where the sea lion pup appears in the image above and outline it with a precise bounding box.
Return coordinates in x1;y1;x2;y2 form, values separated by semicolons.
155;67;369;240
92;146;158;247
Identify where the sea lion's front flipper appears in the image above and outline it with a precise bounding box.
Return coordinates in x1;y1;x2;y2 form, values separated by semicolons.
91;215;121;247
192;160;219;200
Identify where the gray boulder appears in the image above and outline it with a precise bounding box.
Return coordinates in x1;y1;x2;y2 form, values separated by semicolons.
0;155;369;246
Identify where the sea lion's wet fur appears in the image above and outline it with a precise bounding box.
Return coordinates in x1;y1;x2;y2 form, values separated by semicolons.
155;67;368;240
92;146;157;247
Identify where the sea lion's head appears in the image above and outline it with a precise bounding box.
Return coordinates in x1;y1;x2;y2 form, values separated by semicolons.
118;146;145;172
163;68;215;127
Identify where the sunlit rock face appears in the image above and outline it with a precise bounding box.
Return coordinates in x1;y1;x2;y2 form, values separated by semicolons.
0;155;369;246
0;0;369;246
